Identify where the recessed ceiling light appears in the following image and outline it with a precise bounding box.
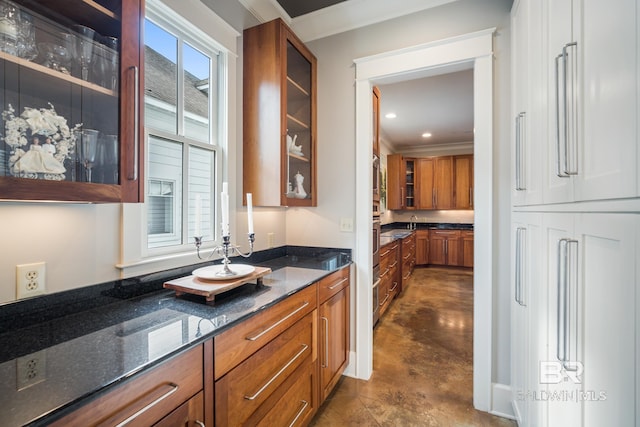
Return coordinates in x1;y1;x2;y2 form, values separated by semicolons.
422;132;432;138
385;113;397;119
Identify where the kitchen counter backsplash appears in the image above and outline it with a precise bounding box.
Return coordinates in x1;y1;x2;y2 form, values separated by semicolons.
0;245;350;426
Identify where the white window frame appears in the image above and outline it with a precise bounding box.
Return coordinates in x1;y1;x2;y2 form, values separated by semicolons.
144;8;221;255
118;0;239;277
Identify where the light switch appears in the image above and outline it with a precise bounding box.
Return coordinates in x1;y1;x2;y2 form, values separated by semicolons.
340;217;354;232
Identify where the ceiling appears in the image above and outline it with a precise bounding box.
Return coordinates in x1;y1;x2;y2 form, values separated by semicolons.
275;0;347;18
377;68;474;151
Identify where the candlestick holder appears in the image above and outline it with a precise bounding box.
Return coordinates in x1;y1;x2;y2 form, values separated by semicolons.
194;232;255;277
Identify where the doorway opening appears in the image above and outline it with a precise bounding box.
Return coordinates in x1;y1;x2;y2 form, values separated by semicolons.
353;28;494;411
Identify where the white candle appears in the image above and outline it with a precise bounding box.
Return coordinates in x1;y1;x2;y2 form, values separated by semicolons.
246;193;254;234
221;182;229;237
194;194;201;236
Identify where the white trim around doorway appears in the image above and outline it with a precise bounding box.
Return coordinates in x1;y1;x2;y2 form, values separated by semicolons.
352;28;495;412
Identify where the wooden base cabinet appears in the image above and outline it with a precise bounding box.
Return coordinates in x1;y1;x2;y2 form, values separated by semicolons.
318;268;350;401
416;230;429;265
400;232;416;290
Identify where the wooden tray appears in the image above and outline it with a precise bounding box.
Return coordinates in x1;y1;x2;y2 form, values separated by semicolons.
164;266;272;303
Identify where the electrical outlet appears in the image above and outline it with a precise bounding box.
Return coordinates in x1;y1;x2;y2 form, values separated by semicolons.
16;350;46;390
16;262;46;299
267;232;275;248
339;217;354;232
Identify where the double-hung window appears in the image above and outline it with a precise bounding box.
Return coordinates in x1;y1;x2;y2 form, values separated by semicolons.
144;5;221;251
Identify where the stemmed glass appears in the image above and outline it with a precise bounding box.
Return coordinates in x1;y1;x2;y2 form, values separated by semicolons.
60;32;78;77
79;129;99;182
72;25;96;81
101;134;118;183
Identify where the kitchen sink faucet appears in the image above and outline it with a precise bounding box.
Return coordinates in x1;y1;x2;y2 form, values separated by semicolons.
409;215;418;230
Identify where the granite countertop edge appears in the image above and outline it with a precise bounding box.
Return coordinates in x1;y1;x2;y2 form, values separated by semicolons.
0;249;351;427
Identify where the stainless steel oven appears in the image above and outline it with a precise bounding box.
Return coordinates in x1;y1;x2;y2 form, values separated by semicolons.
373;264;380;326
372;218;381;266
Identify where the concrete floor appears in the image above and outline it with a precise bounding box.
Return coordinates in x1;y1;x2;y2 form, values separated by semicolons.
310;267;516;426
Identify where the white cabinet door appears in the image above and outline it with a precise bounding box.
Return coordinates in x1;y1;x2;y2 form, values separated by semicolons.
577;214;636;426
512;0;544;207
544;0;638;204
543;213;637;426
573;0;638;201
511;213;544;426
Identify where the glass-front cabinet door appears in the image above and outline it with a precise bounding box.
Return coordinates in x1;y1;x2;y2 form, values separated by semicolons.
0;0;143;202
284;37;315;206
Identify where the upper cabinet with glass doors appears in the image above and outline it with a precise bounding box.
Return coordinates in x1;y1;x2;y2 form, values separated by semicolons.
243;18;317;207
0;0;143;202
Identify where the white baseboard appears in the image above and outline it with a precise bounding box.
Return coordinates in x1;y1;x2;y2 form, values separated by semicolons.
342;350;358;378
490;382;516;420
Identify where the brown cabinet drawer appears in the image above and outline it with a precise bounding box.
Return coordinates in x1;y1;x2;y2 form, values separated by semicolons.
51;345;203;427
214;284;317;379
254;362;316;427
215;310;316;426
318;266;349;303
153;390;204;427
430;229;460;238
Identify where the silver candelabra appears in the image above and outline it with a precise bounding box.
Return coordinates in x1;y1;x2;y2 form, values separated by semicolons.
194;232;255;278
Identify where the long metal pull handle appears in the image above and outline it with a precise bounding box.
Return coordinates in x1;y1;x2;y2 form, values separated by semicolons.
245;301;309;341
434;189;437;207
556;238;578;370
380;268;389;278
328;277;348;290
114;383;178;427
555;54;569;178
127;65;139;181
390;281;398;292
380;249;391;257
563;239;579;371
515;228;526;306
515;114;521;189
469;187;473;207
400;187;404;207
390;261;398;269
244;344;309;400
516;112;526;190
373;278;381;288
432;191;435;207
289;400;309;427
321;317;329;368
379;292;390;307
563;42;578;176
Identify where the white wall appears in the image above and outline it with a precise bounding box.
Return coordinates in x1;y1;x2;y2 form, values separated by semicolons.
303;0;513;388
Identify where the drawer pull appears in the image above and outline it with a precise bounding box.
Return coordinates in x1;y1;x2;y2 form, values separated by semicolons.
289;400;309;427
390;281;398;292
327;277;348;290
403;253;411;260
380;249;391;257
389;261;398;269
245;301;310;341
379;292;390;307
244;344;309;401
194;422;205;427
114;382;179;427
403;271;411;280
322;316;329;368
380;268;389;278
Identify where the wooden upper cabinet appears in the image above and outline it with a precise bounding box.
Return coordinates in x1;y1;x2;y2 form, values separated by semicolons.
243;19;317;207
433;156;454;209
454;154;474;209
0;0;144;203
387;154;405;210
416;158;434;209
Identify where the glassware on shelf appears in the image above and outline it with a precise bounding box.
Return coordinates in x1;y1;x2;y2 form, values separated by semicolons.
72;25;97;81
100;134;118;183
17;10;36;59
0;0;20;56
37;42;71;74
102;36;119;90
79;129;99;182
60;32;78;77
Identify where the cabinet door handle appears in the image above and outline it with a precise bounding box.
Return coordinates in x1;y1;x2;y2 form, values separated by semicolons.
113;382;179;427
289;400;309;427
127;65;139;181
194;422;205;427
515;112;526;190
390;281;398;292
556;238;579;371
400;187;404;207
245;301;309;341
321;316;329;368
515;227;526;306
244;344;309;400
554;53;568;177
469;187;473;207
328;277;348;290
434;189;437;207
562;42;578;176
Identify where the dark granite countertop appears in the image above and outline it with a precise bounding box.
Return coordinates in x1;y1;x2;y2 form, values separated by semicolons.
0;247;351;427
379;223;473;247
